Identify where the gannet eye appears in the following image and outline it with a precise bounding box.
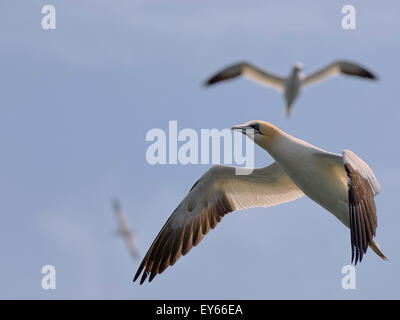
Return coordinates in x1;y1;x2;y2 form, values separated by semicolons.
251;123;261;133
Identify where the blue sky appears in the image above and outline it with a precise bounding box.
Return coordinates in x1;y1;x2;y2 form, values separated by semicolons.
0;1;399;299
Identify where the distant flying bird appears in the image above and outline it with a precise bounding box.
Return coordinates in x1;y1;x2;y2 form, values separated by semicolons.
134;121;386;284
112;199;139;260
204;60;377;116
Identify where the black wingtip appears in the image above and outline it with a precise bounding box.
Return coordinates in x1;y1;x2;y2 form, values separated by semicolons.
351;246;354;264
354;248;360;265
139;271;148;285
353;250;358;266
351;246;370;265
149;273;157;283
342;68;378;80
203;69;242;87
362;69;378;80
133;267;144;284
203;76;220;86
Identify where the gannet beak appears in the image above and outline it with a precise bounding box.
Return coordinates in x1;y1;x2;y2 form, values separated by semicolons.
231;124;255;135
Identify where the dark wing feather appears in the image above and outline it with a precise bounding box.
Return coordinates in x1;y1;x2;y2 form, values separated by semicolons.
135;191;233;284
337;60;377;79
343;150;381;264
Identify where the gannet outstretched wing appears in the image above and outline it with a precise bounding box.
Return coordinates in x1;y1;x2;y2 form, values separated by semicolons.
133;163;303;284
302;60;377;86
112;199;139;259
342;150;384;264
204;62;285;91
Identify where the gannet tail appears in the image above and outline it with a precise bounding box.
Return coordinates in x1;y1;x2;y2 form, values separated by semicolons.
285;104;292;117
369;240;388;262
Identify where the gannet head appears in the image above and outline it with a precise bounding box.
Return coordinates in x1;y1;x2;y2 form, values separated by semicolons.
232;120;281;149
293;62;304;71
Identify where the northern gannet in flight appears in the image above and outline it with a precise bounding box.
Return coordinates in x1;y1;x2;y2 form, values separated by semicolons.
204;61;377;116
133;121;387;284
112;199;139;260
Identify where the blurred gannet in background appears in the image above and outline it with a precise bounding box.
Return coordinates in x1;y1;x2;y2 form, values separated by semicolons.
134;121;386;284
204;60;377;116
112;199;139;260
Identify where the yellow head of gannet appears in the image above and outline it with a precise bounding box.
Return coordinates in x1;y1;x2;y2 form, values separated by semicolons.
232;120;283;149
